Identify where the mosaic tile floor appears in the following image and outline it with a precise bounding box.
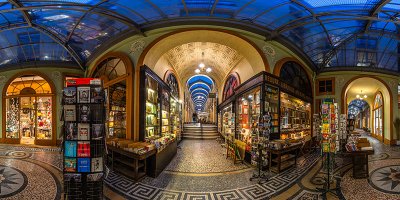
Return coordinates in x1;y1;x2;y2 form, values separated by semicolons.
0;131;398;200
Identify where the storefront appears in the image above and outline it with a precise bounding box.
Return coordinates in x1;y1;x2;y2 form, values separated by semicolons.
89;53;133;140
3;74;56;146
164;71;182;143
217;62;313;164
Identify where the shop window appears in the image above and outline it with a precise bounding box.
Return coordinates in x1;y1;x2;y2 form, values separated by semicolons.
5;75;53;144
165;71;179;99
317;78;335;95
373;92;383;136
279;61;312;97
222;73;240;101
93;57;128;139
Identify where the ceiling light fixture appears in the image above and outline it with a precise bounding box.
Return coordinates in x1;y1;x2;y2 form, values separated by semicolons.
194;52;212;74
356;90;367;100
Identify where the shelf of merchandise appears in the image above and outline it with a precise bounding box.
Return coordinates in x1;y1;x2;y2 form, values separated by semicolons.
268;143;301;173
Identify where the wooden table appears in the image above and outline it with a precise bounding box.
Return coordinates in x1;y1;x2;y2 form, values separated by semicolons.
107;145;156;180
268;143;302;173
344;149;374;179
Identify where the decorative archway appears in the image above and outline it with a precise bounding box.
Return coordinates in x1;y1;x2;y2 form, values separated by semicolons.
373;92;384;141
164;70;180;100
341;76;393;145
222;72;240;101
2;71;56;146
89;52;134;140
274;58;313;97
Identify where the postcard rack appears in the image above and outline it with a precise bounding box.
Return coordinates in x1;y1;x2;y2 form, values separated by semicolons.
62;78;106;199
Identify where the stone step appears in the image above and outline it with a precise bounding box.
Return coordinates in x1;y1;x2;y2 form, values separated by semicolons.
182;135;219;140
182;132;219;136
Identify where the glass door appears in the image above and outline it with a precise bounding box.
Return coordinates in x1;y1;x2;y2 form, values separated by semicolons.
36;96;52;140
20;97;36;144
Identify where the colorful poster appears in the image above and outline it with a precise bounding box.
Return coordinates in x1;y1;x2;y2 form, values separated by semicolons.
77;158;91;172
65;141;77;157
64;158;77;172
77;141;90;157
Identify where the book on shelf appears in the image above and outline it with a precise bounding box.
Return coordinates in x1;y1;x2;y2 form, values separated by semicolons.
77;86;90;103
65;141;77;157
90;86;104;103
64;173;81;182
91;104;104;122
64;157;77;172
77;141;90;157
79;104;91;122
91;157;103;172
91;124;103;140
65;122;77;140
64;105;76;121
87;173;103;182
78;123;90;140
77;158;91;172
63;87;77;104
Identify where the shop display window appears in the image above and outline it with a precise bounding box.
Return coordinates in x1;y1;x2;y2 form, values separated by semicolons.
264;84;280;139
236;87;261;150
145;75;160;138
280;92;311;139
373;92;383;136
221;104;235;139
93;57;128;139
5;75;53;143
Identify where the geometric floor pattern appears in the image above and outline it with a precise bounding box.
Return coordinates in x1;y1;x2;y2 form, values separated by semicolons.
105;152;321;200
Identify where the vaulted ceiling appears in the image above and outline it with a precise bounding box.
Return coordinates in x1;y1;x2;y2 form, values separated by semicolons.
0;1;399;74
163;42;243;83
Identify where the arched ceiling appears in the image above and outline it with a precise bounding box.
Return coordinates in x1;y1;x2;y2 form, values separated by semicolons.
187;74;214;111
164;42;243;82
0;1;398;74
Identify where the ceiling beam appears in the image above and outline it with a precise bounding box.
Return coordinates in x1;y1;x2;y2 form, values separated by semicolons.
181;0;189;16
364;0;391;33
146;0;168;18
232;0;255;18
210;0;219;16
66;0;110;42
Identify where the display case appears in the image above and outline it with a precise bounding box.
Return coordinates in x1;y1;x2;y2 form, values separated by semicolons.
170;97;182;142
236;87;261;151
279;92;311;140
220;103;235;140
107;84;127;139
140;66;177;177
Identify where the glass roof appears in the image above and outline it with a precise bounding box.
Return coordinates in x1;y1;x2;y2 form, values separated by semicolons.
187;74;214;111
348;99;369;118
0;1;399;72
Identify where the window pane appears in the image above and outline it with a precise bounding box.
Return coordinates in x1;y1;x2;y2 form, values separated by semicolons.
36;96;52;140
6;98;19;139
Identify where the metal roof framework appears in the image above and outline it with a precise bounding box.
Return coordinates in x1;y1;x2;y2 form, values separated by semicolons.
0;0;398;73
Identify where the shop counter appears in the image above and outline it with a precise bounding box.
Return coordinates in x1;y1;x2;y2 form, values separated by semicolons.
268;143;302;173
106;145;156;181
344;149;374;179
147;140;177;178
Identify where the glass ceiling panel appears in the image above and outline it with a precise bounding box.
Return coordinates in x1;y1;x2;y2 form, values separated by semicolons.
0;27;72;65
0;0;397;72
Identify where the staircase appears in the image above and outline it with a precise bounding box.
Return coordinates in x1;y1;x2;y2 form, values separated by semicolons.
182;123;219;140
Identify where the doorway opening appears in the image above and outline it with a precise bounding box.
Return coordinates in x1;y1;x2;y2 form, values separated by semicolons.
5;75;53;145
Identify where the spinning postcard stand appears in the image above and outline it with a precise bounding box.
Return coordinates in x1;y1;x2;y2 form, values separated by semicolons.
318;98;340;199
250;113;272;183
62;78;106;199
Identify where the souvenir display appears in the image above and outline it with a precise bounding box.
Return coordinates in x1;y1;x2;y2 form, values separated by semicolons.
140;66;177;153
62;78;106;199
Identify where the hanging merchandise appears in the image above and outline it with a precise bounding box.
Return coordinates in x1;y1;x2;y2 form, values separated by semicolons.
62;78;106;199
250;112;271;183
317;98;340;198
